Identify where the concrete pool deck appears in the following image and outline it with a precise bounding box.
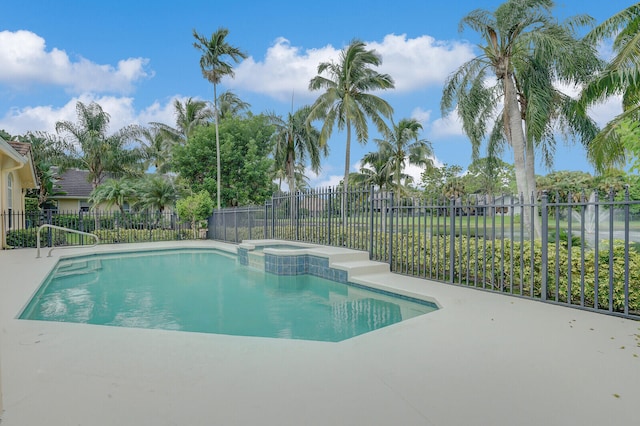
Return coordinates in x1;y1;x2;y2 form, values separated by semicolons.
0;241;638;425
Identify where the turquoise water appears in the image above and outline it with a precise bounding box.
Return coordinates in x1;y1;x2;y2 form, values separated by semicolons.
20;249;437;342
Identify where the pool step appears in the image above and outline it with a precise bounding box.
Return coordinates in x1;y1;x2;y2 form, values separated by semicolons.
330;259;390;280
55;259;102;277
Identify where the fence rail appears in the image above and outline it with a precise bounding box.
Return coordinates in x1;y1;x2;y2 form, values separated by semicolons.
209;187;640;320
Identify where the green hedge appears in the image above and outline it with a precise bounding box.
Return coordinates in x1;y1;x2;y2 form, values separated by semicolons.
93;228;195;244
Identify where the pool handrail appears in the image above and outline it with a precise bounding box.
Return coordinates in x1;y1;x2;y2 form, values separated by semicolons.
36;224;99;258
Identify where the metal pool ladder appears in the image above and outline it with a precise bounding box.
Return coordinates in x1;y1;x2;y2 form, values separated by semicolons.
36;224;99;258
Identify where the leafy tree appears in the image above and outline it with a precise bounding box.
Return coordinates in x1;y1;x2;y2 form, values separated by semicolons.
269;105;326;194
536;170;595;202
442;0;601;238
55;101;143;190
373;118;433;194
193;27;247;210
176;190;214;238
582;4;640;172
462;157;516;195
421;164;464;200
173;115;276;207
307;40;394;200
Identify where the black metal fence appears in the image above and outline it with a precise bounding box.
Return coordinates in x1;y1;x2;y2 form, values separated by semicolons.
209;187;640;320
2;209;198;248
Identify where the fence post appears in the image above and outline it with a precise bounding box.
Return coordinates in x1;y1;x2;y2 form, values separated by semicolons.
388;191;394;271
541;191;548;301
369;185;374;260
328;187;332;245
295;191;300;241
449;197;455;284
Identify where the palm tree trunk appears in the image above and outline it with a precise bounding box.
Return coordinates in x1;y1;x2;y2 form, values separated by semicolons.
214;83;221;210
525;139;541;238
503;76;532;236
342;121;352;229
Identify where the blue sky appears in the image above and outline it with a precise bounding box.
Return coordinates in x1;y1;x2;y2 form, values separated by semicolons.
0;0;626;187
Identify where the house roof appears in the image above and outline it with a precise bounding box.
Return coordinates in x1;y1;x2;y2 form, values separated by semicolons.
52;169;94;199
7;141;31;156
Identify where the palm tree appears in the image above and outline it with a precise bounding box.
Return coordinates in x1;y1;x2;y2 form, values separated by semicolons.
307;40;395;202
374;118;433;193
153;98;213;143
352;151;394;191
269;105;326;194
137;175;180;214
193;27;247;210
217;90;251;120
55;101;143;190
582;4;640;172
137;125;174;174
441;0;601;238
89;178;136;214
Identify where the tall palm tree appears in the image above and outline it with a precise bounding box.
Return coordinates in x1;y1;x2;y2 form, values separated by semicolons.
269;105;326;194
582;4;640;172
307;40;395;200
193;27;247;210
55;101;143;190
441;0;600;238
217;90;251;120
374;118;433;193
153;97;213;143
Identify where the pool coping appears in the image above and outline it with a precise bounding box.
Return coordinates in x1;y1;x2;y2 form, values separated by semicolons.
1;240;639;425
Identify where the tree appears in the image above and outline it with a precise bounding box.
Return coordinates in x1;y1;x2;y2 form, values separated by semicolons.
462;157;516;195
137;175;180;214
352;151;394;191
137;125;175;174
176;190;214;238
421;164;464;200
193;27;247;210
18;132;69;208
581;4;640;172
269;105;326;194
89;178;136;214
217;90;251;120
55;101;143;190
373;118;433;194
307;40;395;201
173;115;275;207
442;0;601;238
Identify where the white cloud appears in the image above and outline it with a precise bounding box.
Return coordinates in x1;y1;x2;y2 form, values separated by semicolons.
229;34;475;102
429;111;465;138
411;107;432;125
0;30;151;94
229;37;337;102
369;34;475;92
588;96;622;128
0;94;185;136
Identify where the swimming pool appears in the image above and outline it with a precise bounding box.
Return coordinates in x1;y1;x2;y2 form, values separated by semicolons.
20;248;437;342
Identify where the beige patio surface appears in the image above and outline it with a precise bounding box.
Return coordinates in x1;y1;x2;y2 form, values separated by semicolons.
0;241;638;425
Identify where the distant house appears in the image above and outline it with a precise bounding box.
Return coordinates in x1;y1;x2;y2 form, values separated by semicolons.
1;139;38;248
50;168;96;212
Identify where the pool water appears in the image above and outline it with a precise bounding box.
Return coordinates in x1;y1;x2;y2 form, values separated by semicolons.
20;249;437;342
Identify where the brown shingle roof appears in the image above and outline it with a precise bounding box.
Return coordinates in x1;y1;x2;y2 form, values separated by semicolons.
7;141;31;157
53;169;94;198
